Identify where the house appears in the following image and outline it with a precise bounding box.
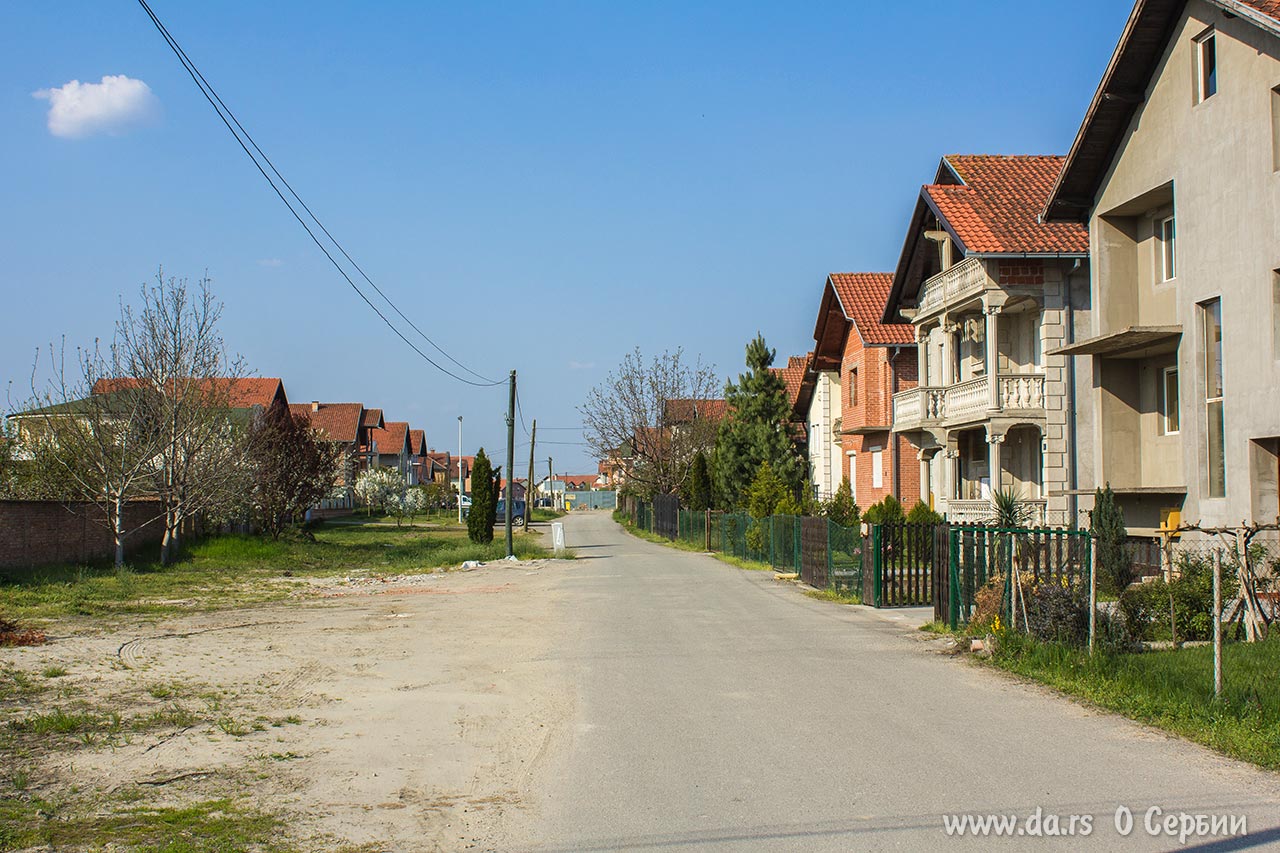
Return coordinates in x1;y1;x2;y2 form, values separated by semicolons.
1043;0;1280;535
288;402;382;507
450;456;475;495
425;450;453;485
798;273;918;505
91;376;290;415
368;421;412;482
774;353;814;458
884;155;1094;525
408;429;428;485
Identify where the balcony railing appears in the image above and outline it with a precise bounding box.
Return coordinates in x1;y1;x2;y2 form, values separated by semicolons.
946;499;1047;526
891;373;1046;430
917;257;988;318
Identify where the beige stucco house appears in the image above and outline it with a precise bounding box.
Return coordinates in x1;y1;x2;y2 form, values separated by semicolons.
885;155;1096;526
1045;0;1280;535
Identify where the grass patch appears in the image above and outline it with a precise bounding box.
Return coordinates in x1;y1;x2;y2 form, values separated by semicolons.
0;794;298;853
530;508;567;522
0;520;553;623
991;633;1280;770
804;587;862;605
613;513;779;573
41;666;69;679
918;620;951;635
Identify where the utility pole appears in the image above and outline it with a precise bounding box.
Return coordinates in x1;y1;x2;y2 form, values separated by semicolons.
505;370;516;557
526;420;537;529
548;457;554;512
456;415;464;525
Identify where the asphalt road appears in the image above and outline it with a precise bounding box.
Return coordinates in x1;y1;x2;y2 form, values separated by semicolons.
515;511;1280;852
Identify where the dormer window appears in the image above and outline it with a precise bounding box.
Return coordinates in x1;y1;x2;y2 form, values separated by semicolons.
1195;28;1217;103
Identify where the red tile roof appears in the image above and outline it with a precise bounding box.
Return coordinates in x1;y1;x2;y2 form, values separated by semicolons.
1239;1;1280;20
408;429;426;456
664;398;730;424
370;421;409;456
925;155;1088;255
93;377;286;409
289;402;364;443
828;273;914;345
772;354;810;408
361;408;384;429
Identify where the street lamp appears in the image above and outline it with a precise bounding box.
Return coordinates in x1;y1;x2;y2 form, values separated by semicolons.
457;415;464;525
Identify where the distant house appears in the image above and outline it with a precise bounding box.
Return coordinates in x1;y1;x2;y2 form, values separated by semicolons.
369;421;412;482
408;429;428;485
90;376;290;415
425;450;453;485
288;401;382;508
773;353;812;453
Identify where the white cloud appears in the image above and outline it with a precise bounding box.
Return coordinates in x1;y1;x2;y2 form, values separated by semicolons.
32;75;159;138
257;258;283;268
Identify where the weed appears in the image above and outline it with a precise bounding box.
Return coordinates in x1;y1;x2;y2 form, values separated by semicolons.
11;768;30;790
216;716;250;737
804;587;862;605
918;620;952;635
40;666;69;679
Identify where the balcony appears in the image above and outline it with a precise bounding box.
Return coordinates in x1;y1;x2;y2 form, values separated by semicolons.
946;499;1047;526
916;257;989;320
891;374;1045;431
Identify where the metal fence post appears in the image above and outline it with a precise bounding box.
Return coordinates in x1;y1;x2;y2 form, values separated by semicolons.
872;524;882;607
1213;548;1223;698
1088;532;1097;655
949;528;960;629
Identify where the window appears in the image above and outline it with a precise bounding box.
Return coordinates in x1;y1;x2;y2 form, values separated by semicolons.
1159;215;1176;281
849;368;858;406
1195;29;1217;103
1161;366;1181;435
1201;299;1226;497
1274;270;1280;358
1271;86;1280;171
871;448;883;489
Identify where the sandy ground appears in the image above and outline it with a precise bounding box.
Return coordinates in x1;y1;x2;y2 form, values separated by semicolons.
4;558;577;852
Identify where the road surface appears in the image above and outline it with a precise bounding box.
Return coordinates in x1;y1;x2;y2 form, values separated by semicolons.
514;511;1280;851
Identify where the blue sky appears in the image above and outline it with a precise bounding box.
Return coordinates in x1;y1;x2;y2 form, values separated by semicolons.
1;1;1131;472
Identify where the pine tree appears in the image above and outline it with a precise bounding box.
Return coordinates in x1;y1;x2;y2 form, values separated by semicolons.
683;450;712;512
1091;484;1132;594
823;480;860;528
467;448;496;544
714;334;803;508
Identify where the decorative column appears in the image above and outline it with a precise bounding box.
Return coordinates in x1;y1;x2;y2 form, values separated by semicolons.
918;449;932;509
987;429;1005;498
984;303;1002;411
917;325;930;386
940;314;954;387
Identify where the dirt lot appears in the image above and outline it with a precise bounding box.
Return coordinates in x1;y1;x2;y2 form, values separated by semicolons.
1;559;576;852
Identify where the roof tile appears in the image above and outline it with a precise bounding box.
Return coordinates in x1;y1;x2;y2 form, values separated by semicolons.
828;273;914;345
289;402;364;443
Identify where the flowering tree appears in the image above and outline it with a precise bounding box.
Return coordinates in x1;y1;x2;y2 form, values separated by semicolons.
353;466;406;517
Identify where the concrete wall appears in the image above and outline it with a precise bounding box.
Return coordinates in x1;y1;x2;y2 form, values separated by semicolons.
1087;0;1280;526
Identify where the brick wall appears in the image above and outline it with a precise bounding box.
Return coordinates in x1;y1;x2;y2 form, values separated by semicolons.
0;500;165;570
838;329;920;508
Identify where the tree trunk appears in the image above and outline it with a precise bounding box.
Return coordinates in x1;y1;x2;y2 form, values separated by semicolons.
113;496;126;568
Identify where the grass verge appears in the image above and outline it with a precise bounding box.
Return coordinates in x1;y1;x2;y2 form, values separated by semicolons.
804;587;862;605
612;512;793;574
0;520;552;622
990;632;1280;770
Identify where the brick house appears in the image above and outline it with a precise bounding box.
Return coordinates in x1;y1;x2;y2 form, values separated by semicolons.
884;155;1094;525
368;421;412;482
288;401;383;508
798;274;919;506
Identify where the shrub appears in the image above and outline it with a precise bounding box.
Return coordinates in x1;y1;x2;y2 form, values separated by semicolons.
1117;554;1238;643
967;575;1006;635
863;495;904;525
774;493;802;516
1025;582;1089;646
467;449;496;544
1092;484;1132;594
822;480;860;528
905;500;943;525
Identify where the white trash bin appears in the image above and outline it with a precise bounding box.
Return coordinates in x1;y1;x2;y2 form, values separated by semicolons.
551;522;566;556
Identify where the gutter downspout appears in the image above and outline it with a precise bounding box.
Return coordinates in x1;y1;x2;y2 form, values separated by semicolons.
1065;258;1082;526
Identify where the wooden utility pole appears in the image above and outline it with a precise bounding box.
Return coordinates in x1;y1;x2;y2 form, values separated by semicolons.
525;420;537;529
505;370;516;558
548;457;554;511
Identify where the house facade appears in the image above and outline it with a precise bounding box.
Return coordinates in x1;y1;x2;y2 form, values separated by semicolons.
289;401;382;508
800;274;919;506
369;421;412;482
885;155;1095;525
1045;0;1280;534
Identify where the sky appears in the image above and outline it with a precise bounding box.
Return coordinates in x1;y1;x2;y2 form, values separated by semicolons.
0;1;1133;474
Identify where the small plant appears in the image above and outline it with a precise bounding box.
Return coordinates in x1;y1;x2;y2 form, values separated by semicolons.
41;666;69;679
821;480;860;528
906;500;943;525
1092;484;1133;594
991;488;1034;528
216;716;250;737
863;495;904;525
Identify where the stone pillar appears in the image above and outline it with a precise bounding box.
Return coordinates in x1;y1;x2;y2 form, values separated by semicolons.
917;325;930;386
918;449;932;508
987;429;1005;498
984;304;1002;411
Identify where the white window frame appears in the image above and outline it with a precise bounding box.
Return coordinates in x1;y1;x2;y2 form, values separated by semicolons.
871;448;883;489
1201;298;1226;498
1161;366;1181;435
1159;215;1176;281
1194;28;1217;103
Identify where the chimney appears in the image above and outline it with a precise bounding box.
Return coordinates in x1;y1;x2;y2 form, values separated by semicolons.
311;401;320;412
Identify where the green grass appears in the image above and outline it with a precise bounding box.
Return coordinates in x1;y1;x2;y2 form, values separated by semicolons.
991;633;1280;770
918;620;951;635
530;508;567;522
804;587;862;605
0;794;299;853
613;513;787;573
0;520;553;623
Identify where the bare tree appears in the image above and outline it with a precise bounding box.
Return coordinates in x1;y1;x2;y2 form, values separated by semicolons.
580;348;720;498
19;339;166;567
247;405;342;539
114;272;249;563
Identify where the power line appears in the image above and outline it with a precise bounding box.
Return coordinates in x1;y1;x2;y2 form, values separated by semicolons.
134;0;503;388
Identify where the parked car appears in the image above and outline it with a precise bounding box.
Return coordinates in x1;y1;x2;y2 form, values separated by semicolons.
494;499;526;526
